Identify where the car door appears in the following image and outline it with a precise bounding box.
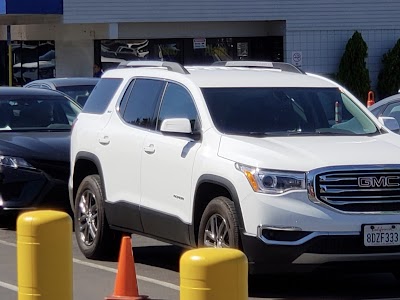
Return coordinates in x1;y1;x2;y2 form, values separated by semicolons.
99;78;165;232
140;82;201;244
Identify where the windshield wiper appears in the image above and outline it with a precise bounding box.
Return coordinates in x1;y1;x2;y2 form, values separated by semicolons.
227;131;314;137
228;130;373;137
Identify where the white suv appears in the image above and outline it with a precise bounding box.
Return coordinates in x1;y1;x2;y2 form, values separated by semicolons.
69;61;400;276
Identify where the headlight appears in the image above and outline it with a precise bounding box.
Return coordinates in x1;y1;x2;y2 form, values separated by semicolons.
0;155;35;169
236;163;305;194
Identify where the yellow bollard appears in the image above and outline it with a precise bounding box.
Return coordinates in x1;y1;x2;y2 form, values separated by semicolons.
180;248;248;300
17;210;73;300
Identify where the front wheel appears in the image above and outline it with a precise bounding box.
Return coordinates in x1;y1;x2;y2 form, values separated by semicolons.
74;174;121;260
198;196;240;248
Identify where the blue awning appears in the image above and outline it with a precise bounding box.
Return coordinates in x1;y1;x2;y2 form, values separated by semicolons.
0;0;63;15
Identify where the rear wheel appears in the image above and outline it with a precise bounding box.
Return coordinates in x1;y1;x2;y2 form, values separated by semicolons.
74;174;121;260
198;196;239;248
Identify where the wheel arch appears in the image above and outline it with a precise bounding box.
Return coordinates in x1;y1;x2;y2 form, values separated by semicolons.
190;174;245;246
72;151;106;209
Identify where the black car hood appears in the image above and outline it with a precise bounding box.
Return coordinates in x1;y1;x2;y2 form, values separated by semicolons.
0;131;70;162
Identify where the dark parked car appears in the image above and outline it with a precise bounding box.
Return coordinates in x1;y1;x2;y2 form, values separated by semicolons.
24;77;99;107
0;87;81;211
369;93;400;132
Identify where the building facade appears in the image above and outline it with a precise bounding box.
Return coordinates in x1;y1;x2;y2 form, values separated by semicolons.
1;0;400;98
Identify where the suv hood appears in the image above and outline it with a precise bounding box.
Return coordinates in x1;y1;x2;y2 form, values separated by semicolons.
0;131;70;162
218;134;400;171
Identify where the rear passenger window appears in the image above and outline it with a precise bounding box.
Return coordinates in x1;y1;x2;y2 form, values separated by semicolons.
83;78;122;114
121;78;165;130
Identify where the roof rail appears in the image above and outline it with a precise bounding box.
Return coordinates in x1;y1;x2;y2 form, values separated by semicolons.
117;60;189;74
211;60;305;74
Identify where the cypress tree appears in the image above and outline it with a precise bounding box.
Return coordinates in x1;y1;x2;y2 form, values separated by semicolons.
377;39;400;99
336;31;371;105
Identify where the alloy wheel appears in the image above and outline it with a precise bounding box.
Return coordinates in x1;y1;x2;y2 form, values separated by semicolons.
203;213;231;248
77;189;98;246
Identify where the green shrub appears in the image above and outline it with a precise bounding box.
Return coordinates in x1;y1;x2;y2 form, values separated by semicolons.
336;31;371;105
377;39;400;99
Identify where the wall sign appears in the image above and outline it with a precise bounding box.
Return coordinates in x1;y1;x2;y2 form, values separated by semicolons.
193;38;206;49
291;51;302;67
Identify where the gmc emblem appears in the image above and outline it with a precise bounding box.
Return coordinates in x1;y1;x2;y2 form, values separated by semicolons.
358;176;400;188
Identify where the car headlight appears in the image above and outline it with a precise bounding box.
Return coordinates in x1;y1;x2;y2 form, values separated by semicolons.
0;155;35;169
236;163;305;194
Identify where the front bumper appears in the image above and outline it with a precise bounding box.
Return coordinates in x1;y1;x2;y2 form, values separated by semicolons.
241;190;400;235
241;232;400;274
0;164;69;211
239;189;400;274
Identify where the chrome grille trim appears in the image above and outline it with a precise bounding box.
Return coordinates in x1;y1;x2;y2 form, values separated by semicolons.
307;164;400;213
322;198;400;205
320;187;400;193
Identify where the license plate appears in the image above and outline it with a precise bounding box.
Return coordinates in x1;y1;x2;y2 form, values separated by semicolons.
363;224;400;247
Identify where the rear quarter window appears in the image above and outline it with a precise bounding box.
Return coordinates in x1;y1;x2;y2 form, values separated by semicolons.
82;78;123;114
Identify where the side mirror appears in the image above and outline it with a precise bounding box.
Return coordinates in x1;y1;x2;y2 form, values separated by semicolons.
160;118;192;134
378;116;400;133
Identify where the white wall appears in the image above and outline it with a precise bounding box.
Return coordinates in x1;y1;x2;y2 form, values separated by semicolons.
286;29;400;95
63;0;400;30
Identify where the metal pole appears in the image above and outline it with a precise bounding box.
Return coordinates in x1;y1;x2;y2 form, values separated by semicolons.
7;25;12;86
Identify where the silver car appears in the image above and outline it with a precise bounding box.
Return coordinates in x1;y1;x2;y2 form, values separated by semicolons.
24;77;99;107
369;93;400;132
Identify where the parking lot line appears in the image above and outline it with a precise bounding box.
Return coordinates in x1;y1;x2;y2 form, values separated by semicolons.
0;240;16;247
0;281;17;292
0;239;180;291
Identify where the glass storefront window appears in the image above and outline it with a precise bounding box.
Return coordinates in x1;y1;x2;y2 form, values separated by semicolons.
20;41;39;84
151;40;183;62
12;40;55;86
184;38;234;65
99;39;184;71
0;42;6;86
38;41;56;80
97;36;283;71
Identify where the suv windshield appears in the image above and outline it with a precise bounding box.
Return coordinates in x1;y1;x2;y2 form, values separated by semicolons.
202;87;378;136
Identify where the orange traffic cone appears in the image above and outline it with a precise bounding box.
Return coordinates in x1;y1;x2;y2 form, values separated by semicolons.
105;235;148;300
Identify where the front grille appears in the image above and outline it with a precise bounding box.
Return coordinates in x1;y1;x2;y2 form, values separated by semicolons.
29;159;70;182
310;166;400;212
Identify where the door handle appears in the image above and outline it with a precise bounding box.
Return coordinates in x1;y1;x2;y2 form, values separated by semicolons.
143;144;155;154
98;135;110;145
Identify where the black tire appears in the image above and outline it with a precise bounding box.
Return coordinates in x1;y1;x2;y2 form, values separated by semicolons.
74;175;121;260
198;196;240;249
